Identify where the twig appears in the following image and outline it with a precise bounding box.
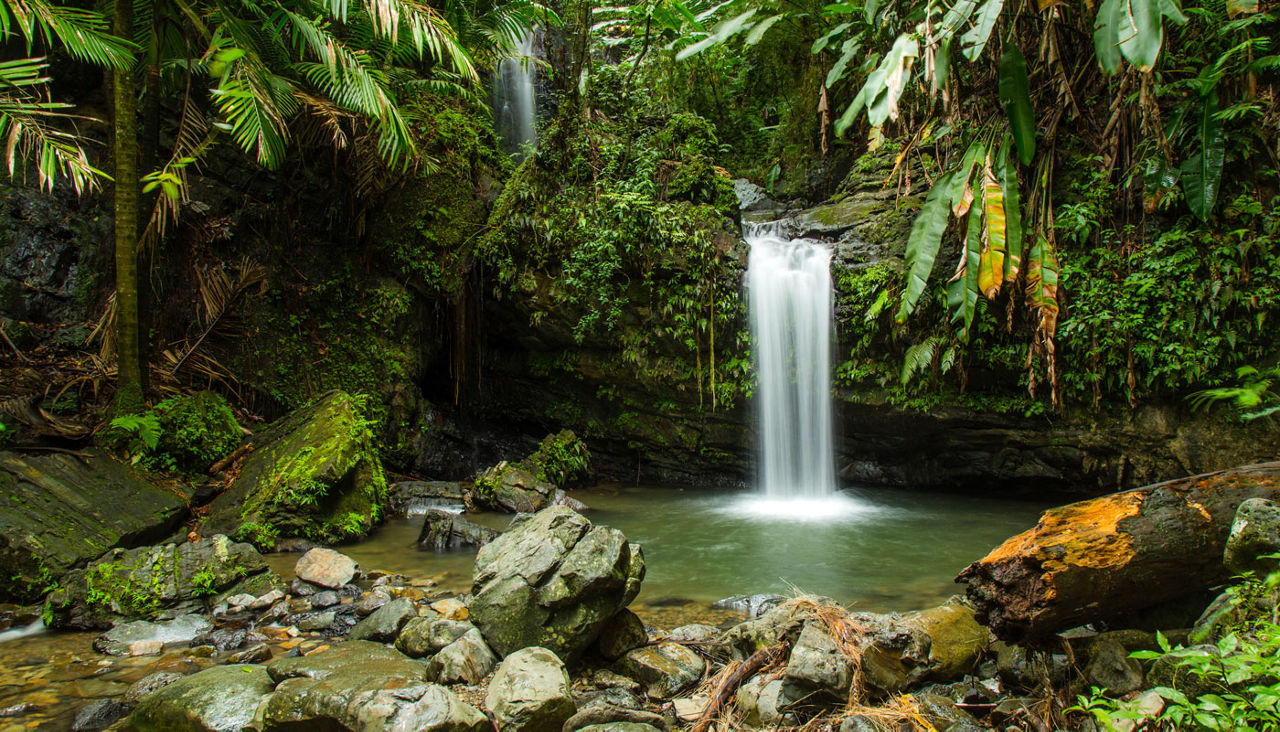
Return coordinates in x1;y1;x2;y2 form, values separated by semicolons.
210;442;253;473
691;642;788;732
0;322;31;362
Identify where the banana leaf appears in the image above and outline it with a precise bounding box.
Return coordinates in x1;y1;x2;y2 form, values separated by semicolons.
979;160;1006;299
1179;91;1226;221
998;138;1023;281
897;171;956;322
999;47;1036;165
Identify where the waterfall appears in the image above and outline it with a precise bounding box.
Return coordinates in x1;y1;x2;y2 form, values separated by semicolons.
746;221;837;498
493;30;537;158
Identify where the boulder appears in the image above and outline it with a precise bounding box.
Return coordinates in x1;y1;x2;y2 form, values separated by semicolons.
1224;497;1280;576
1085;638;1145;696
466;431;592;513
267;639;426;683
469;506;644;659
782;621;854;703
616;643;705;699
468;463;557;513
736;675;795;728
854;598;987;695
0;450;193;603
349;596;415;642
94;615;213;656
46;534;282;629
396;617;472;658
261;677;488;731
597;609;648;660
418;509;499;550
127;664;275;732
912;693;984;731
295;547;359;589
72;698;131;731
198;391;388;549
387;480;467;517
486;646;576;731
426;628;498;684
124;672;184;704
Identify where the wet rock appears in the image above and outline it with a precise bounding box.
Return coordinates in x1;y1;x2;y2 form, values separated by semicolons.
1085;638;1145;696
597;609;648;660
667;624;719;643
268;639;425;682
48;535;280;630
198;391;388;547
72;698;131;731
227;643;272;664
388;480;467;517
396;616;475;658
912;693;984;731
782;621;854;703
431;597;469;620
0;450;193;604
124;672;184;704
487;646;576;731
418;509;500;550
311;590;339;609
736;676;795;728
734;178;785;214
426;627;498;684
94;615;213;656
357;589;391;616
296;611;336;632
616;643;705;699
190;627;246;652
713;593;786;618
469;506;644;659
1224;497;1280;576
128;663;275;732
295;547;359;589
349;596;415;642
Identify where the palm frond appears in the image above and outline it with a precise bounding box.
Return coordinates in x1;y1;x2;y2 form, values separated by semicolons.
0;58;108;193
2;0;135;68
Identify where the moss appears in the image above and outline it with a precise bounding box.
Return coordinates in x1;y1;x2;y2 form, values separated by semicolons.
521;430;592;488
153;391;242;471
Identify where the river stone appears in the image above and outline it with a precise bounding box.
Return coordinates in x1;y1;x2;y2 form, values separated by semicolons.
469;506;644;659
1224;497;1280;575
397;617;477;658
0;450;193;604
349;596;415;641
94;615;213;656
261;676;487;731
913;693;984;731
426;628;497;684
616;642;705;699
127;664;275;732
124;672;184;704
736;675;794;728
667;624;719;643
198;391;388;548
72;698;131;731
296;610;336;631
783;621;854;702
388;480;467;517
46;534;280;630
1086;638;1145;696
597;609;647;660
419;509;499;550
577;725;662;732
486;646;576;731
295;547;360;589
470;463;557;513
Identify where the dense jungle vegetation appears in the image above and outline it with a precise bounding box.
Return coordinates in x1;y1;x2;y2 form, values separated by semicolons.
0;0;1277;460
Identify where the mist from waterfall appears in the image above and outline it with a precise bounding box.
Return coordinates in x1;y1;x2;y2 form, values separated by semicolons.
493;30;537;158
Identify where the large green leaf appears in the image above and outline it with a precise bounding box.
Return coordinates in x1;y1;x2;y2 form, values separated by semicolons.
997;138;1023;281
896;171;956;322
998;47;1036;166
1180;91;1226;221
867;35;919;127
933;37;953;94
675;9;758;60
1093;0;1124;74
938;0;979;38
1119;0;1163;71
960;0;1004;61
947;205;983;342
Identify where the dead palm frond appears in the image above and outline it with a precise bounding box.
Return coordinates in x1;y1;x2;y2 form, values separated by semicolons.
168;256;267;376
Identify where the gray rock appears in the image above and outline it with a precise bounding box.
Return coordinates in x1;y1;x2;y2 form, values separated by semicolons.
227;643;272;664
388;480;467;517
296;611;337;632
426;628;498;684
733;178;784;214
72;698;130;731
397;617;476;659
577;725;662;732
127;664;275;732
94;615;213;656
486;646;576;731
839;716;889;732
311;590;340;609
616;643;705;699
564;701;670;732
597;609;647;661
469;463;558;513
783;621;854;702
191;627;246;652
349;596;415;641
295;547;359;589
261;677;487;731
913;692;985;731
666;624;719;643
124;672;184;704
712;593;786;618
0;450;193;605
250;588;284;610
736;675;795;728
419;509;499;550
1224;497;1280;576
223;594;256;609
469;506;644;659
1086;639;1145;696
358;589;392;616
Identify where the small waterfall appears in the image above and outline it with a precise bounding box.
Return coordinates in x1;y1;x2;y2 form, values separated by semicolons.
493;30;537;158
746;221;837;499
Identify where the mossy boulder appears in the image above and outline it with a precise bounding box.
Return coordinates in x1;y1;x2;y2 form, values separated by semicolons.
0;450;193;604
198;391;387;549
523;430;591;489
468;430;592;513
46;534;282;630
153;391;242;471
128;663;276;732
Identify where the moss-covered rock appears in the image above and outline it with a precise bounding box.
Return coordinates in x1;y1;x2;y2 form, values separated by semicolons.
153;391;242;471
0;450;193;604
198;391;387;550
46;534;281;629
522;430;591;489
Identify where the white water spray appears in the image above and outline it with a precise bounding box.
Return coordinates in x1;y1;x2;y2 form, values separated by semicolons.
493;30;537;158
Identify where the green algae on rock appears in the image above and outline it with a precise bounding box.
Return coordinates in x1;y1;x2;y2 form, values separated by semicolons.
198;391;388;549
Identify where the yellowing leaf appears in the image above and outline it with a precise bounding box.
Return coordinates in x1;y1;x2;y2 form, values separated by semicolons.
979;159;1006;299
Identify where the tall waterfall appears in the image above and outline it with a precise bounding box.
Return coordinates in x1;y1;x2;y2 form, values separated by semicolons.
493;30;537;158
746;222;837;499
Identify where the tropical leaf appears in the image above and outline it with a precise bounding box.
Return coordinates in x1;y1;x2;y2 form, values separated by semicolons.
866;34;919;127
901;336;939;385
951;139;985;217
947;204;983;341
1026;235;1059;313
999;47;1035;166
960;0;1003;61
978;159;1006;299
997;138;1023;281
896;171;956;322
1180;91;1226;221
745;13;783;45
1118;0;1163;71
675;8;757;60
1093;0;1124;74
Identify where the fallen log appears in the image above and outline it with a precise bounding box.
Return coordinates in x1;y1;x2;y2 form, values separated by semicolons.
957;462;1280;645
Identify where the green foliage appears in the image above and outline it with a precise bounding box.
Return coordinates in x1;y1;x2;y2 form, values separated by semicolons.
104;413;163;466
521;430;592;488
153;391;242;471
1190;366;1280;421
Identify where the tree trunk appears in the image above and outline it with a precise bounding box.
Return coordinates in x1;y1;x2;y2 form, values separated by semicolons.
957;462;1280;645
112;0;144;411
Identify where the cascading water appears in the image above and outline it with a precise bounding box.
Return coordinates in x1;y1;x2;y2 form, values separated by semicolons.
730;221;877;520
493;30;537;158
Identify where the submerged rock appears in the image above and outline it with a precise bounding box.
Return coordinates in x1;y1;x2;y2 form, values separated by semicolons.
469;506;644;659
0;450;192;604
486;647;576;731
418;509;499;550
127;663;275;732
47;534;281;630
198;391;387;549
